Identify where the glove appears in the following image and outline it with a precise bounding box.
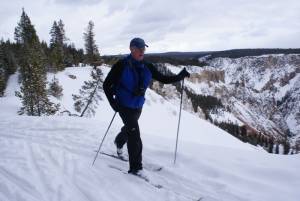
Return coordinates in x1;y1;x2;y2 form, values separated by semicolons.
111;101;120;112
178;68;190;79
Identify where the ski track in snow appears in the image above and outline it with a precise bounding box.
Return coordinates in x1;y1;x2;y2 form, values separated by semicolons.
0;120;201;201
2;114;298;201
0;117;229;201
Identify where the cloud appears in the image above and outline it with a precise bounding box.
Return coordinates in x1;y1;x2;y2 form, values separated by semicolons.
0;0;299;55
54;0;102;5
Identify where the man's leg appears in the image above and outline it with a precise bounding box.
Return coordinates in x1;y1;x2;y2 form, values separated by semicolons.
118;107;142;172
127;124;143;172
114;126;128;149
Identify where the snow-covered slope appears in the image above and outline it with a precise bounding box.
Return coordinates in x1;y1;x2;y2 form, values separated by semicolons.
207;54;300;139
158;54;299;151
0;66;299;201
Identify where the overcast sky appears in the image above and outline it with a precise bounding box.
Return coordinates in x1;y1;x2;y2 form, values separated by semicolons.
1;0;299;55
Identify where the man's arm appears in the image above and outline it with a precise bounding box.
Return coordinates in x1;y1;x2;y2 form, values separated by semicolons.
146;62;190;84
103;59;124;111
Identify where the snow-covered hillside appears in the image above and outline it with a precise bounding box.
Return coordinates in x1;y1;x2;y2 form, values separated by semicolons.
207;54;300;139
157;54;299;152
0;66;299;201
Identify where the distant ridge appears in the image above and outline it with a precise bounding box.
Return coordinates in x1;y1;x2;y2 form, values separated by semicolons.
146;48;300;59
102;48;300;66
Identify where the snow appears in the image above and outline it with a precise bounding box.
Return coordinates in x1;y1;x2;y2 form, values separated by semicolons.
252;68;272;91
286;114;300;135
165;64;182;74
47;67;94;114
185;81;214;96
164;64;220;96
203;54;300;138
165;64;204;75
0;73;21;115
209;109;244;126
0;66;300;201
275;73;300;101
255;54;285;58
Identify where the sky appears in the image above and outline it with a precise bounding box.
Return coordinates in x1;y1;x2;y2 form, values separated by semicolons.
0;0;300;55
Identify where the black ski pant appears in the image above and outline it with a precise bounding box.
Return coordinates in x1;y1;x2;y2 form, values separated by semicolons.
114;106;143;171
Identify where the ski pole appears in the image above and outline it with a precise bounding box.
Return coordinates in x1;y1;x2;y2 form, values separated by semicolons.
174;79;184;164
92;112;117;166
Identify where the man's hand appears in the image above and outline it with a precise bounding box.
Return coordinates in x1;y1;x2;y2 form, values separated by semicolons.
178;68;190;79
111;101;120;112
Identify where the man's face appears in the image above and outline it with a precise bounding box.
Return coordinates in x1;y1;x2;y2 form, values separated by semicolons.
130;46;145;61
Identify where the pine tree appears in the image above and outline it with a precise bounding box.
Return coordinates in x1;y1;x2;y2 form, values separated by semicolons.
77;48;85;65
50;19;67;48
283;141;290;155
40;40;51;71
14;8;59;116
83;21;100;65
48;76;63;99
0;39;18;96
49;21;65;71
72;68;103;117
0;68;5;97
2;40;18;75
64;44;73;67
57;19;68;44
275;143;279;154
268;140;274;153
0;48;5;96
62;43;85;67
14;9;37;45
0;41;6;96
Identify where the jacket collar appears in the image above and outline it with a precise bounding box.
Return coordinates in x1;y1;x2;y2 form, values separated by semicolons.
128;54;144;68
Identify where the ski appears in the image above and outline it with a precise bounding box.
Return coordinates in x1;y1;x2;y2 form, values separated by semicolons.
99;151;163;172
108;164;203;200
100;151;128;161
108;164;163;189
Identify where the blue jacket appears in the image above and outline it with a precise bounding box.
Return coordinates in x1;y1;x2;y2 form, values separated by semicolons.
115;55;152;108
103;54;183;109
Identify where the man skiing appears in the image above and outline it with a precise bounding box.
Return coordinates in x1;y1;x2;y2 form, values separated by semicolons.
103;37;190;177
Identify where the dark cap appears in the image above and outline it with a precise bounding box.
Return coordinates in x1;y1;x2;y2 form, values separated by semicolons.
130;37;148;48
